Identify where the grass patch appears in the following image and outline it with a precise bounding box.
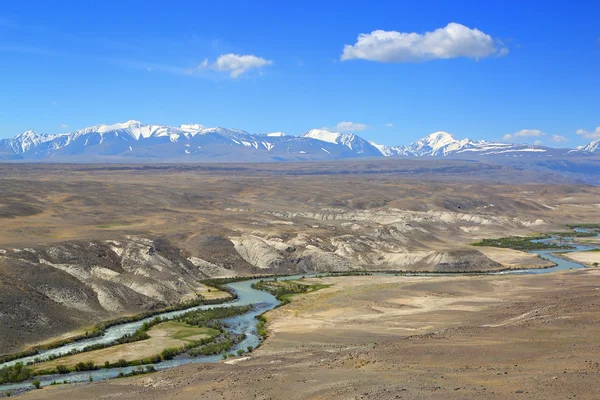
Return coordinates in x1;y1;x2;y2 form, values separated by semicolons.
156;321;219;341
472;235;574;251
566;223;600;230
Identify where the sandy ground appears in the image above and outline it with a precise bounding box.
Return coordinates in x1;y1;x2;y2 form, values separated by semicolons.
3;163;600;353
560;251;600;267
575;237;600;245
21;269;600;400
475;247;555;269
33;323;214;371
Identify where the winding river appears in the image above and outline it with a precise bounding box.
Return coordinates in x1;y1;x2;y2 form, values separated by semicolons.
1;233;598;393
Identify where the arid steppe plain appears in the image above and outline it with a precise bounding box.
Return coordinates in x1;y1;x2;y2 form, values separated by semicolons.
1;159;600;399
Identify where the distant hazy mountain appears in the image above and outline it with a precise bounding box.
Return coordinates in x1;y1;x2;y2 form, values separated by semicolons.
0;121;597;162
375;131;562;157
577;138;600;153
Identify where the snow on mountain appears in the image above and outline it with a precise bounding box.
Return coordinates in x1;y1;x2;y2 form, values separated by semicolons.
302;129;382;156
368;141;392;156
0;121;592;162
578;139;600;153
303;129;343;144
3;130;67;154
392;131;550;157
0;122;381;160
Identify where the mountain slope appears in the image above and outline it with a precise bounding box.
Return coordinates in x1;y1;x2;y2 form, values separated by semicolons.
0;121;595;162
578;139;600;153
391;131;553;157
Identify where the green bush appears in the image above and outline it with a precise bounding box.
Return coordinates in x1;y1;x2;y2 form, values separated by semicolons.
161;347;180;361
56;365;70;374
0;362;33;384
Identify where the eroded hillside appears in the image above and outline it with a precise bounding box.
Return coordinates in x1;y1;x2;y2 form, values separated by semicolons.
1;160;599;354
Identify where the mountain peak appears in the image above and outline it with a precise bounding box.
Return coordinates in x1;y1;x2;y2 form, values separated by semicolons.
580;138;600;153
15;130;39;138
95;120;142;134
303;129;343;144
422;131;456;144
180;124;206;131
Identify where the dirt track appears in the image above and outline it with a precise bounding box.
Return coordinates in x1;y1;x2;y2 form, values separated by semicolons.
21;269;600;399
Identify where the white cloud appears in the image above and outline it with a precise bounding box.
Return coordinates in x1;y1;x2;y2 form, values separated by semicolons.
576;127;600;139
341;23;505;62
550;134;569;143
385;123;393;127
503;129;546;141
497;47;510;57
60;124;68;129
196;53;273;78
333;121;368;132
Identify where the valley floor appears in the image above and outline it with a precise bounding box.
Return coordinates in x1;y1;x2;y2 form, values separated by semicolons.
21;269;600;399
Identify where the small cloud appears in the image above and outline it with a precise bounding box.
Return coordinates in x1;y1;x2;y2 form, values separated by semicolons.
341;22;505;63
497;47;510;57
550;134;569;143
195;53;273;78
385;123;393;128
576;127;600;139
60;124;68;129
333;121;368;132
504;129;546;141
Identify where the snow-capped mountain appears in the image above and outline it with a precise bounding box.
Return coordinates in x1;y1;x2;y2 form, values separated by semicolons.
0;121;595;162
302;129;383;156
578;139;600;153
0;121;381;161
389;131;551;157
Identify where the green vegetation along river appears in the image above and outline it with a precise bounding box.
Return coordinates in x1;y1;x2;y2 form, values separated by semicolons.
1;230;599;395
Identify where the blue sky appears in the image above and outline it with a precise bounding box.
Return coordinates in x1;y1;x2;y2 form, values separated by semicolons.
1;0;599;147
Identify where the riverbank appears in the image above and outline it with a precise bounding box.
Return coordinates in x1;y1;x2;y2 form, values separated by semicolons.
18;268;600;400
2;227;598;396
554;250;600;268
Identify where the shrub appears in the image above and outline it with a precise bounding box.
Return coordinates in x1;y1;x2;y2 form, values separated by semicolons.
56;365;70;374
0;362;33;384
161;347;180;360
32;379;41;389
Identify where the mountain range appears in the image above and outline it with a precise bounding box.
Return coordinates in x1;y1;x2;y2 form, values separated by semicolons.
0;120;598;162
